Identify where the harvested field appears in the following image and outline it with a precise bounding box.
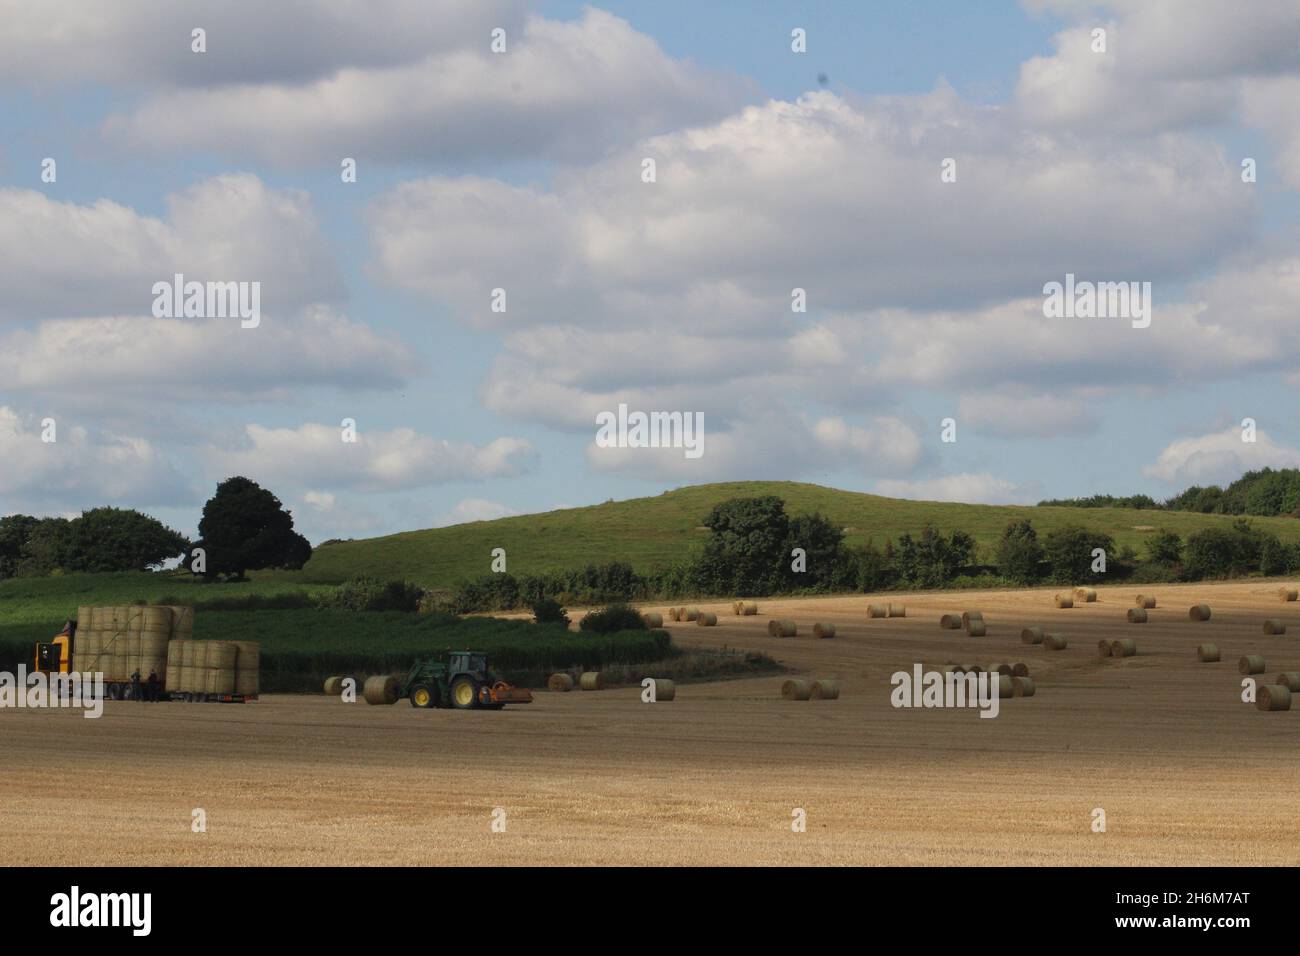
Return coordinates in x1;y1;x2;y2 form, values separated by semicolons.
4;580;1300;866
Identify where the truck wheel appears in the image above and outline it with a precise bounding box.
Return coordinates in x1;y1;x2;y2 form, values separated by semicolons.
450;677;478;710
409;683;437;708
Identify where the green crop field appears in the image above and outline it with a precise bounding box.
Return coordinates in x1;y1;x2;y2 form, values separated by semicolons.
268;481;1300;589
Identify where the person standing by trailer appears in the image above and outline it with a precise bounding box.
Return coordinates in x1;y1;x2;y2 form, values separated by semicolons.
130;670;142;702
146;669;160;702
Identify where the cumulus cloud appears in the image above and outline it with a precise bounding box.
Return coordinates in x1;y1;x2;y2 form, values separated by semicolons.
1142;427;1300;486
0;0;527;88
435;498;520;527
585;414;922;483
874;472;1039;505
367;86;1257;482
0;175;344;322
205;423;537;492
0;406;194;507
1016;0;1300;146
0;308;422;403
103;9;751;165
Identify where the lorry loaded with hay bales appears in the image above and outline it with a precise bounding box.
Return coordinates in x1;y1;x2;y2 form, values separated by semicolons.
32;604;259;703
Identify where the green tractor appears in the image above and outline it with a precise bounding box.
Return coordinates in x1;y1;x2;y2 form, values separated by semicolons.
398;651;533;710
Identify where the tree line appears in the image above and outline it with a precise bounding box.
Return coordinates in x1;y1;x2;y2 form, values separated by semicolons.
447;495;1300;612
0;477;310;581
1038;467;1300;518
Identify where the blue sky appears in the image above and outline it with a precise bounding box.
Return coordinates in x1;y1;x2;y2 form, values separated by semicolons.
2;0;1299;544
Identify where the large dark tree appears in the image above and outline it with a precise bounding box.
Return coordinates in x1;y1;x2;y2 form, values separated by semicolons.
69;507;189;572
192;477;312;579
0;514;40;579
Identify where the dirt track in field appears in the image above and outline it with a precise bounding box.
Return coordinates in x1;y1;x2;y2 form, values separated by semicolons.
4;580;1299;866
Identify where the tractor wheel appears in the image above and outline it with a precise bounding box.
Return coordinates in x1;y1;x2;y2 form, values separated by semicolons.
450;677;479;710
409;683;437;709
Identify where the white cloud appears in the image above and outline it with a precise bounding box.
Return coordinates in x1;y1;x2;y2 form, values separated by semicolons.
205;423;537;492
436;498;519;527
102;9;750;165
0;308;422;403
1015;1;1300;142
0;175;343;322
0;0;527;88
1143;427;1300;486
0;406;194;507
875;472;1038;505
585;414;922;483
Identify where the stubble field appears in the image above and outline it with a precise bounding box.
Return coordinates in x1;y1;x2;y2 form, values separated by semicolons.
3;580;1297;866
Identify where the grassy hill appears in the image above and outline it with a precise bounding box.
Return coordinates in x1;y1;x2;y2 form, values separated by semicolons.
275;481;1300;589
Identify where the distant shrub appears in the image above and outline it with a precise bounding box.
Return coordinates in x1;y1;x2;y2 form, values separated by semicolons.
1184;520;1267;580
321;576;424;613
532;598;570;627
579;604;647;634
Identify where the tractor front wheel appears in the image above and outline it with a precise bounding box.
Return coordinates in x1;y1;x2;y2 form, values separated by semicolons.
409;683;437;708
450;677;479;710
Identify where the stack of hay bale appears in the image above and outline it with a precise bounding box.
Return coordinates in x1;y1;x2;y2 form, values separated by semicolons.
73;604;194;687
165;639;259;698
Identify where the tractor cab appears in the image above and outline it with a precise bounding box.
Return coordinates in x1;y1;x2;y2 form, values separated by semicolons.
448;651;488;680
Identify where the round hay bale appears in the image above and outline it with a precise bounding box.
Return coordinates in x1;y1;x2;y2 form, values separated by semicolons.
809;679;839;700
961;611;983;629
733;601;744;615
1111;638;1137;658
782;679;812;701
869;604;888;618
1264;618;1287;635
682;607;700;622
1075;587;1097;602
1020;626;1044;645
940;614;962;629
950;664;968;675
1196;643;1220;663
888;604;906;618
323;676;345;696
813;622;836;639
1012;676;1036;698
767;619;797;638
1127;608;1148;624
650;678;676;701
966;621;987;637
1257;684;1292;712
362;675;399;705
1276;672;1300;692
696;612;718;627
1279;587;1298;602
1043;633;1068;651
1097;639;1113;658
1135;594;1157;609
1054;594;1074;609
997;674;1014;699
1189;604;1212;621
742;602;759;616
1012;662;1030;678
547;673;574;693
642;612;664;628
668;607;681;622
579;671;605;691
1239;655;1266;676
995;663;1013;676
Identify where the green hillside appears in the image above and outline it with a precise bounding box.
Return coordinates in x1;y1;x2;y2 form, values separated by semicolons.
277;481;1300;589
